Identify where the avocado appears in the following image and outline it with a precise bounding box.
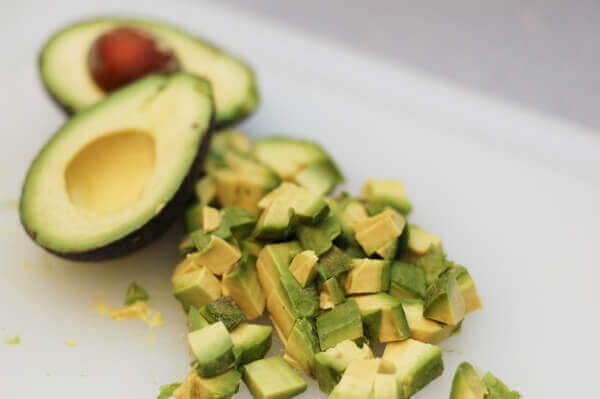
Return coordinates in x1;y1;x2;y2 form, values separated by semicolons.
330;197;369;249
353;293;411;343
319;277;346;310
158;383;181;399
449;362;487;399
424;270;466;325
188;322;235;378
283;318;320;378
482;372;522;399
230;323;273;366
389;261;427;300
361;178;412;215
352;208;406;257
377;238;400;260
415;247;452;286
316;245;353;281
178;235;196;257
313;340;374;394
222;254;266;320
173;368;241;399
253;199;294;241
20;73;213;261
194;175;217;207
344;259;391;295
407;225;442;256
400;299;455;344
257;182;329;225
373;374;404;399
252;137;343;194
266;284;299;341
454;266;483;314
288;250;318;287
124;282;149;305
279;270;319;319
256;242;302;297
199;296;246;331
184;203;204;234
188;306;210;331
240;240;264;257
201;206;223;234
383;339;444;397
316;300;364;350
192;206;256;241
209;129;252;155
40;18;258;126
296;217;341;256
173;266;222;311
242;357;308;399
329;359;397;399
188;233;241;276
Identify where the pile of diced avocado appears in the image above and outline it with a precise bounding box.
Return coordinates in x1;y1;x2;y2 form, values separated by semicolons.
168;130;520;399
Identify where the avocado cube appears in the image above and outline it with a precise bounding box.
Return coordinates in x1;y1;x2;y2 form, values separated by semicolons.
173;267;222;312
352;209;406;256
202;206;223;234
178;235;196;257
482;371;522;399
230;323;273;366
283;318;320;378
288;250;318;287
279;271;319;319
222;206;257;239
294;162;342;196
383;339;444;397
353;293;411;343
373;373;404;399
242;356;308;399
199;296;246;331
316;300;364;350
401;299;455;344
266;286;299;341
361;178;412;215
415;247;452;286
188;322;235;378
407;225;442;256
424;270;466;325
329;359;396;399
240;240;263;257
257;182;329;225
345;259;391;295
376;238;400;260
449;362;487;399
454;266;483;314
296;217;341;256
173;368;241;399
316;245;353;280
253;199;294;241
124;282;149;305
222;254;266;320
189;235;241;276
313;340;374;394
256;242;303;298
319;277;346;310
194;175;217;207
185;203;204;233
188;306;210;331
390;261;427;300
330;198;369;249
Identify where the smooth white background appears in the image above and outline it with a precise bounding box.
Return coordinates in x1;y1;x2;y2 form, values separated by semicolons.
1;1;599;397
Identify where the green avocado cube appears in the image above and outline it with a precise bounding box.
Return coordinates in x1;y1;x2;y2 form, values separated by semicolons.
188;322;235;378
257;182;329;225
194;175;217;207
188;306;210;331
296;217;341;256
178;235;196;256
124;282;149;305
407;225;442;256
256;241;303;297
294;162;342;196
319;277;346;310
199;296;246;331
450;362;487;399
222;254;266;320
390;261;427;300
242;356;308;399
253;199;294;241
316;246;353;280
279;271;319;319
313;340;373;394
344;259;391;295
329;198;369;249
316;300;364;350
482;371;522;399
174;368;241;399
353;293;411;343
454;265;483;314
361;178;412;215
172;266;222;312
284;318;320;378
401;299;456;344
415;247;451;286
230;323;273;366
329;359;397;399
185;203;204;233
424;270;466;325
374;373;404;399
288;250;318;288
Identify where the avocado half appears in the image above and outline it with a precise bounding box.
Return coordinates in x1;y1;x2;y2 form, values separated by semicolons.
20;73;215;261
39;17;259;127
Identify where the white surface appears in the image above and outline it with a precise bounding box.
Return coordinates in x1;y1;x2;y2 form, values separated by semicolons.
1;0;599;397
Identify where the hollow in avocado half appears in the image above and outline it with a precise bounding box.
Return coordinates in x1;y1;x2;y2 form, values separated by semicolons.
20;73;214;261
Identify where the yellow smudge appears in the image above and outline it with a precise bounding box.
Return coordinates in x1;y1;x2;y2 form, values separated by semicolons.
148;312;163;328
4;335;20;345
109;301;163;328
93;303;110;315
145;332;157;347
22;261;31;270
64;340;77;347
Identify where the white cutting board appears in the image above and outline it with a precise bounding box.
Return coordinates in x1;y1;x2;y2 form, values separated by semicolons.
1;0;599;397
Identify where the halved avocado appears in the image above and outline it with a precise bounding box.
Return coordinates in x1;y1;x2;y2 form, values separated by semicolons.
39;17;258;126
20;73;214;260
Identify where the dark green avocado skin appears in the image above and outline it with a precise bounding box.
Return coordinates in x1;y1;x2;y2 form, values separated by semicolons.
19;112;215;262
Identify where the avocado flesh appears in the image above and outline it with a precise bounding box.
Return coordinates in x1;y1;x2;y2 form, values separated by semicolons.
242;356;308;399
288;250;318;288
316;245;353;281
173;266;222;312
313;340;374;394
373;374;404;399
174;369;241;399
188;306;210;331
20;73;214;260
361;178;412;215
199;296;246;331
230;323;272;366
344;259;391;295
316;300;364;350
352;208;406;256
454;266;483;314
222;255;266;320
39;18;258;126
401;299;455;345
256;242;302;298
189;235;241;276
390;261;427;300
296;217;341;256
188;322;235;378
424;270;466;325
450;362;487;399
353;293;411;343
482;372;522;399
319;277;346;310
283;318;319;378
407;225;442;256
329;359;396;399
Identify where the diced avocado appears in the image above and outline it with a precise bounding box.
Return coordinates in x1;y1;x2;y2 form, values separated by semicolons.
345;259;391;295
178;235;196;257
361;178;412;215
256;242;303;297
288;250;318;288
449;362;487;399
173;368;241;399
316;300;364;350
158;383;181;399
202;206;223;234
199;296;245;331
211;169;239;208
189;234;241;276
454;266;483;314
407;225;442;256
253;199;294;241
201;206;256;241
240;240;263;257
294;162;342;196
222;255;266;320
313;340;374;394
296;217;341;256
279;271;319;319
316;246;353;280
188;322;235;378
173;266;222;312
185;203;204;234
319;277;346;310
415;247;452;286
242;357;308;399
266;286;299;341
482;372;522;399
124;282;149;305
390;262;427;300
284;318;320;377
424;270;466;325
352;208;406;256
210;129;251;155
329;359;396;399
377;238;400;260
383;339;444;397
230;323;273;366
21;73;214;261
188;306;210;331
373;373;404;399
400;299;455;344
172;253;201;279
257;182;329;225
353;293;411;343
194;175;217;207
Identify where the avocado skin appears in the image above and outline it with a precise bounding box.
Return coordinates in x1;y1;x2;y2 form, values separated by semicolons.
19;106;215;262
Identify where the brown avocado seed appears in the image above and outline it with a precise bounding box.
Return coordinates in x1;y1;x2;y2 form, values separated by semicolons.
88;27;179;92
